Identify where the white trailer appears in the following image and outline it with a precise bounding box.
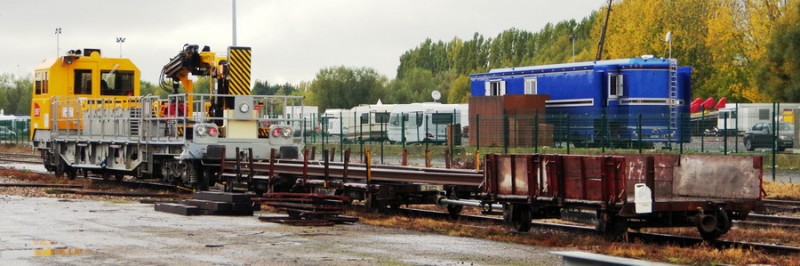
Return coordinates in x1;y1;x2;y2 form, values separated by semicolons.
321;100;394;142
284;105;319;134
387;103;468;144
717;103;800;135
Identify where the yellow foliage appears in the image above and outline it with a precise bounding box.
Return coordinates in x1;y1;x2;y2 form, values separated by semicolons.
592;0;789;101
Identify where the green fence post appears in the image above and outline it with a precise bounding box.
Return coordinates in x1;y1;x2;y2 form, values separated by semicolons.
723;112;728;155
601;113;606;153
638;114;643;154
566;113;571;155
476;114;480;151
401;112;406;149
734;103;739;152
503;114;509;154
773;102;778;182
534;110;539;154
701;107;705;153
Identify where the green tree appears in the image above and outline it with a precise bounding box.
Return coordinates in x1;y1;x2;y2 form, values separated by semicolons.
761;0;799;102
386;68;437;103
447;75;471;103
308;66;387;111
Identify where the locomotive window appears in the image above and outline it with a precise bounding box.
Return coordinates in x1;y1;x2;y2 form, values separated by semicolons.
608;74;623;98
524;77;537;95
35;72;49;95
101;71;134;96
74;69;92;95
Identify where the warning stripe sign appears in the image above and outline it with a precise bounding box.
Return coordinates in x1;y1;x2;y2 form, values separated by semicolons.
228;47;251;95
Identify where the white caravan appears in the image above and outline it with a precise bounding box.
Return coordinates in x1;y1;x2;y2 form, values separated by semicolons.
387;103;468;144
717;103;800;135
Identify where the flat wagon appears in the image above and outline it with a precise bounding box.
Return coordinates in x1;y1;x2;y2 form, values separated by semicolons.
478;153;761;241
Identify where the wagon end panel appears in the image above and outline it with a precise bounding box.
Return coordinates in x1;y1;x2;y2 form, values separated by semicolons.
482;154;555;199
672;154;762;199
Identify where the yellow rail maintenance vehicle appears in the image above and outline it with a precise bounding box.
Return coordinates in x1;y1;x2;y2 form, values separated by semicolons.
32;45;306;190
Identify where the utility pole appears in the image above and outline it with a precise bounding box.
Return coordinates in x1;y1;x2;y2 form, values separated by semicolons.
595;0;613;61
232;0;237;46
116;37;126;57
570;34;575;63
55;27;62;57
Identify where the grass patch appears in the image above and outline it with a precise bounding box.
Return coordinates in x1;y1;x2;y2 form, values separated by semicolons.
764;181;800;200
355;209;800;265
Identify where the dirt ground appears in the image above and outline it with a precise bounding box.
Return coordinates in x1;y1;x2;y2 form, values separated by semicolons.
0;187;561;265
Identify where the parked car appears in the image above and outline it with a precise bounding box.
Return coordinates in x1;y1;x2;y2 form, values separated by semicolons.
743;122;795;151
0;126;16;140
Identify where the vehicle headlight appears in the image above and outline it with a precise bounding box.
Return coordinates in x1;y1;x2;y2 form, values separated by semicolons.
271;127;283;138
208;126;219;137
196;125;207;136
779;135;788;140
282;127;293;138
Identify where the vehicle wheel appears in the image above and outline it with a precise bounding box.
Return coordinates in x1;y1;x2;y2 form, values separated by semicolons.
597;211;628;241
365;194;386;213
507;204;531;232
698;206;730;242
65;167;77;180
744;138;754;151
446;204;463;219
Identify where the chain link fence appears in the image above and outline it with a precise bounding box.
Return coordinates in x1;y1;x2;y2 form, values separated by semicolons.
0;117;30;145
306;104;800;182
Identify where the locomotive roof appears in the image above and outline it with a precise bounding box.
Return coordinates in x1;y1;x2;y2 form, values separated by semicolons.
472;58;677;78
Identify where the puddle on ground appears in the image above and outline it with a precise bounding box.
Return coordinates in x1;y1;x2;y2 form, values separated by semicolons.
0;240;90;259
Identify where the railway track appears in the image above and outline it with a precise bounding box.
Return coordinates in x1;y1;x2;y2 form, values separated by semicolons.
737;213;800;229
762;199;800;213
0;152;40;164
395;207;800;255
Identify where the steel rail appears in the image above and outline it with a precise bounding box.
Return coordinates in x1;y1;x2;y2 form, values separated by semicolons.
237;160;484;187
395;208;800;255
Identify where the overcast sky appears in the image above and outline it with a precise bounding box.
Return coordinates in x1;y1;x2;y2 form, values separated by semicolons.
0;0;602;84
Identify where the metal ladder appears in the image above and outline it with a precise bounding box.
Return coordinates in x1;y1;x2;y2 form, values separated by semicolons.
129;107;142;137
668;59;679;130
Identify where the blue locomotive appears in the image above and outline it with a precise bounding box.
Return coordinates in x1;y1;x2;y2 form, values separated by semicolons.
470;57;692;147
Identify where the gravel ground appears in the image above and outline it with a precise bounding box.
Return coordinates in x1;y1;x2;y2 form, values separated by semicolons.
0;191;561;265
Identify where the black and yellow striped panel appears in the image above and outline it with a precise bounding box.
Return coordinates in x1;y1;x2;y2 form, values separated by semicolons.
258;128;269;138
228;47;251;95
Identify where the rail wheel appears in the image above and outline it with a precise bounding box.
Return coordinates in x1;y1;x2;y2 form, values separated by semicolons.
504;204;531;232
365;194;387;213
65;166;77;180
447;204;463;219
597;212;628;241
698;206;731;242
444;192;463;219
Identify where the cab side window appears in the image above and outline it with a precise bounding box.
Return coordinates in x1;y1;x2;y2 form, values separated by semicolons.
101;71;135;96
74;69;92;95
